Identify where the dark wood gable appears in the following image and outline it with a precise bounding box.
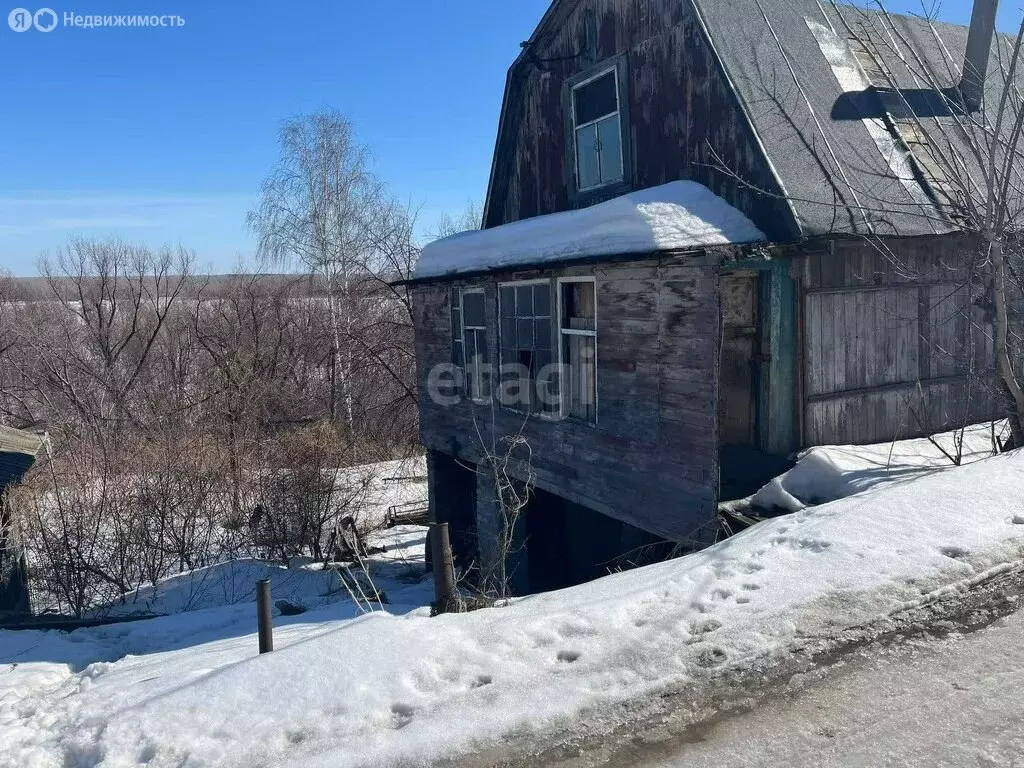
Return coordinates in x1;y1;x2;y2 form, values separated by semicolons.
483;0;796;242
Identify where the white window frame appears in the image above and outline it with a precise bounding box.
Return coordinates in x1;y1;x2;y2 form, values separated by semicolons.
557;276;599;424
498;279;558;418
457;287;489;404
571;66;624;193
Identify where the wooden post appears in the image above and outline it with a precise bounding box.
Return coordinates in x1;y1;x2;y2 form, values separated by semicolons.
424;524;433;573
430;522;459;614
256;579;274;653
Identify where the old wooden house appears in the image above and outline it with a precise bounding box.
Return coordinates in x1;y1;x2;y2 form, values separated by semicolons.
410;0;1011;593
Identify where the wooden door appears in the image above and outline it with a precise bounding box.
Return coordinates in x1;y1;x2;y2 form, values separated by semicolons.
719;272;759;447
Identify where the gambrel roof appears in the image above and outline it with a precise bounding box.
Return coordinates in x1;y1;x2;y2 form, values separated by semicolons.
487;0;1018;240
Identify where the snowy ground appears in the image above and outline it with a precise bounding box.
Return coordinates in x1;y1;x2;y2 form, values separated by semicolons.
92;457;428;618
739;420;1011;512
1;431;1022;768
100;525;429;618
647;607;1024;767
1;523;434;768
347;457;428;530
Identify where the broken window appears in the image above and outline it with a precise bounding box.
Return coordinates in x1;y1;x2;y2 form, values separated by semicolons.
451;287;489;401
572;68;624;192
559;278;597;424
499;281;557;414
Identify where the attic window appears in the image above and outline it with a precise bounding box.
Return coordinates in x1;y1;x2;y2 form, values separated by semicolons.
571;67;624;192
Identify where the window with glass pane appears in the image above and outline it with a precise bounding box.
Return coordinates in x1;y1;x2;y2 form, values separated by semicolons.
572;68;623;192
454;288;488;401
499;282;556;414
560;280;597;423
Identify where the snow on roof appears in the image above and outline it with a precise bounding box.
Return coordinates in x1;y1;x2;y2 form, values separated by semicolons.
415;181;766;280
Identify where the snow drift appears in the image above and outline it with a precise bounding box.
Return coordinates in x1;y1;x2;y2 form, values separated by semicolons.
100;525;427;618
748;421;1010;512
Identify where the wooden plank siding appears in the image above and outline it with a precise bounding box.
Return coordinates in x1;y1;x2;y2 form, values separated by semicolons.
484;0;795;242
413;254;722;543
802;236;1001;445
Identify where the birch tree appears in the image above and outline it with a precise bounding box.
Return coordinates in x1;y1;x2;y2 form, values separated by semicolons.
248;110;384;449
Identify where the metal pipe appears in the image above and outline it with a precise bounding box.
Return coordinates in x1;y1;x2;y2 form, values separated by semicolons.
962;0;999;110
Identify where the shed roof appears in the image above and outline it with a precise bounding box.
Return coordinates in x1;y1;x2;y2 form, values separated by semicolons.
0;425;43;489
415;181;766;280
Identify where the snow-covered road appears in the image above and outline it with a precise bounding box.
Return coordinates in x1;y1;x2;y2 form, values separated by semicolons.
641;606;1024;767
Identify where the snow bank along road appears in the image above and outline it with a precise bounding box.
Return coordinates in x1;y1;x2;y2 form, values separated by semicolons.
648;603;1024;768
2;440;1022;768
476;554;1024;768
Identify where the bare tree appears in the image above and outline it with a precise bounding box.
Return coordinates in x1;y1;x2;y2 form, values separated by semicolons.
467;393;536;601
359;197;422;452
248;111;385;452
245;422;374;564
847;1;1024;444
0;128;434;614
9;239;195;436
434;200;483;240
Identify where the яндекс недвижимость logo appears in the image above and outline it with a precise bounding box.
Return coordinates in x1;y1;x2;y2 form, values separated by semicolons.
8;7;56;31
7;8;184;31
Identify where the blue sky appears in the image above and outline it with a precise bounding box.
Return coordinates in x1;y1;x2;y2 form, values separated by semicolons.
0;0;1015;275
0;1;549;273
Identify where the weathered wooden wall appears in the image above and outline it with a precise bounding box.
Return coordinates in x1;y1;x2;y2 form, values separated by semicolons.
414;254;721;543
484;0;794;241
802;236;1001;445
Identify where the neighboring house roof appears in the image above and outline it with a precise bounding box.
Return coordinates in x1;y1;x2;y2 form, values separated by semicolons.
0;425;43;489
415;181;766;280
